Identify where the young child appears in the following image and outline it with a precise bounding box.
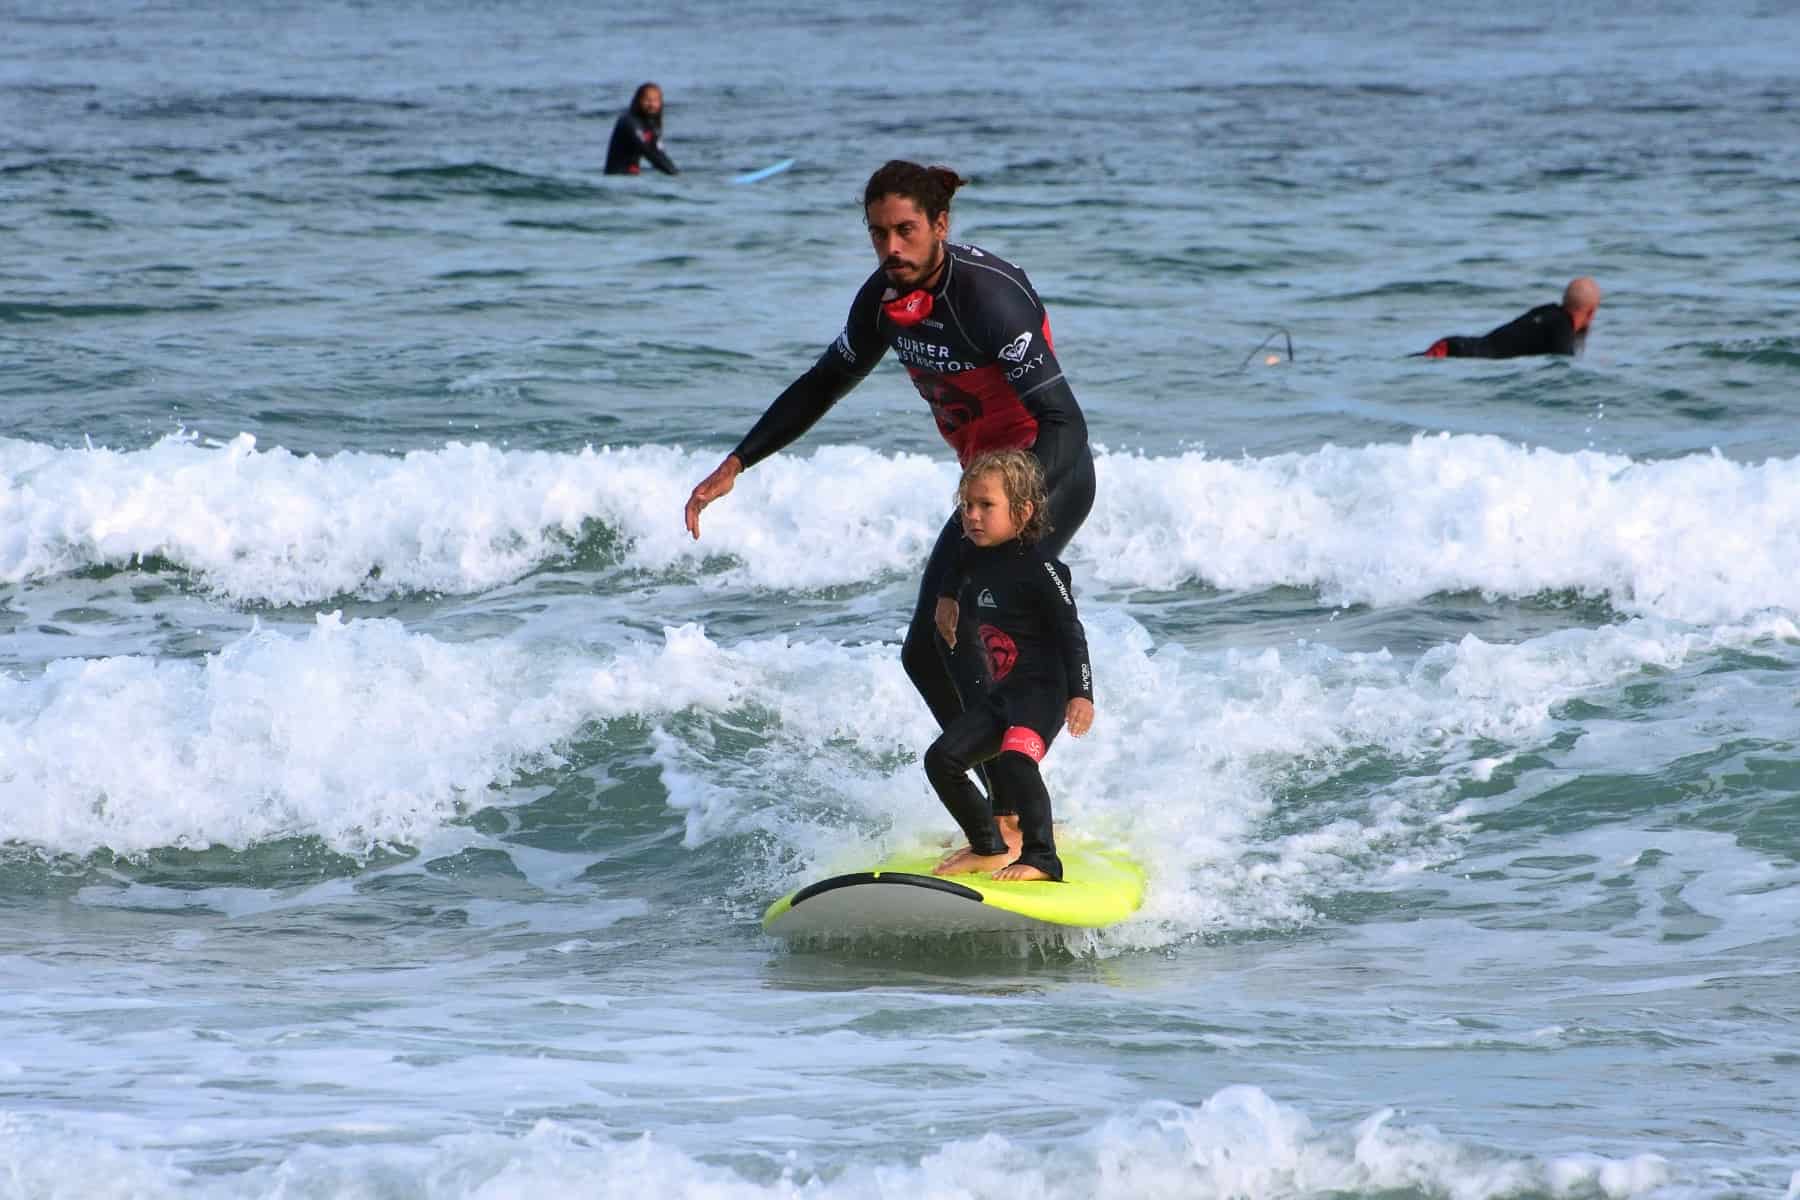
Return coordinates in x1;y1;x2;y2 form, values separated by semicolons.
926;450;1094;882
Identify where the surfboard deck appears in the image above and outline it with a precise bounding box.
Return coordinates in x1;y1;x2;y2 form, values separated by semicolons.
762;838;1144;938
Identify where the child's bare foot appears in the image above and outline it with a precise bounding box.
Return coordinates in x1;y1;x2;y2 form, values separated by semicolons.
933;848;1013;876
991;862;1054;882
996;815;1023;857
939;820;1020;869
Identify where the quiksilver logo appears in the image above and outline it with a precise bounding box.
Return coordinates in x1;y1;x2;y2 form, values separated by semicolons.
977;588;998;608
833;327;856;364
1043;562;1073;606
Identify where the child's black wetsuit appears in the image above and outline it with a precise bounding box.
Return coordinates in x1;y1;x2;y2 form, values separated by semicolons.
924;538;1093;880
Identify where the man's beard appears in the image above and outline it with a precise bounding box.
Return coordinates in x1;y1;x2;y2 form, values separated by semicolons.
885;240;943;288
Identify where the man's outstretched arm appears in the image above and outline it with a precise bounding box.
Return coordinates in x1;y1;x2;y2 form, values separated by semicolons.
684;281;888;538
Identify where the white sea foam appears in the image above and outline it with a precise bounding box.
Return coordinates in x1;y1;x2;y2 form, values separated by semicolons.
0;612;926;861
7;603;1793;948
6;433;1800;622
1085;435;1800;624
0;612;554;856
1014;609;1800;939
0;433;948;603
0;614;776;858
0;1088;1680;1199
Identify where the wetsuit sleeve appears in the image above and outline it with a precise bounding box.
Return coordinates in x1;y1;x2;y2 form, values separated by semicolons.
730;273;889;469
1417;336;1476;358
1037;557;1093;703
1024;374;1085;482
963;265;1088;478
641;130;679;176
603;114;637;175
936;536;965;601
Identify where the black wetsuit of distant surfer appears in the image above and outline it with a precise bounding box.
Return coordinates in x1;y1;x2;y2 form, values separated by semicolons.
605;109;678;176
925;539;1092;880
729;242;1096;815
1417;303;1582;359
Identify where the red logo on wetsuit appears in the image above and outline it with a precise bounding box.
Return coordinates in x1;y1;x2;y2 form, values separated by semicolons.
883;290;933;326
979;624;1017;682
921;379;979;434
1000;726;1046;763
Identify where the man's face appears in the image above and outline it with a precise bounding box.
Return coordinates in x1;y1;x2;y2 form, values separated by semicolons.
638;87;663;117
866;195;947;290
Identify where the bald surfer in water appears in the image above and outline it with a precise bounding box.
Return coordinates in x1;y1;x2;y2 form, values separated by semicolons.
1416;277;1601;359
605;83;678;176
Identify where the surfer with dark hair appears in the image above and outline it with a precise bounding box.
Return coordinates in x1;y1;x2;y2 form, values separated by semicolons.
604;82;678;176
683;159;1096;858
1416;277;1601;359
925;450;1092;882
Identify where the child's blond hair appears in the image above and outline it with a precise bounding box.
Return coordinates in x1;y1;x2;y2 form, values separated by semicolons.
957;450;1050;545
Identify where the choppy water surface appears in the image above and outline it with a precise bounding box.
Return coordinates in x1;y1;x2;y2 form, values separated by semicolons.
3;1;1799;1196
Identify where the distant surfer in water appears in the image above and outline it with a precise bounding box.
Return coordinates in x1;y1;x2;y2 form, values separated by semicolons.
604;83;678;176
1416;277;1601;358
926;451;1092;881
683;160;1095;859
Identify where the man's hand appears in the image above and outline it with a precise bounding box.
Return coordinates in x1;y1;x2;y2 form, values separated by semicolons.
934;597;959;648
1065;697;1094;737
684;455;743;539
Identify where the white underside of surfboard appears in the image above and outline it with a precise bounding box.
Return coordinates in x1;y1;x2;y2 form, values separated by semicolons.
766;872;1049;937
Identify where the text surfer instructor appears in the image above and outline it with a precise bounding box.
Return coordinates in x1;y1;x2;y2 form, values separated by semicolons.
682;160;1096;852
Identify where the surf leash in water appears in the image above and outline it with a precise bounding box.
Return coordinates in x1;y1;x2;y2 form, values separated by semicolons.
1240;327;1295;369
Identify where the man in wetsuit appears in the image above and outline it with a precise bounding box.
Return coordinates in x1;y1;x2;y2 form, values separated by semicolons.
1417;276;1601;358
604;83;678;176
683;160;1095;852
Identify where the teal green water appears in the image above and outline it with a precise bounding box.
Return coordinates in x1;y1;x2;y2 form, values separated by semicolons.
3;1;1799;1196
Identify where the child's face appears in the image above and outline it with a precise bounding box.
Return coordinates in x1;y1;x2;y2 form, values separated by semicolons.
960;471;1028;547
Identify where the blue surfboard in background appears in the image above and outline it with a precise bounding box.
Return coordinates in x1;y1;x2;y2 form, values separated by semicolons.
731;158;795;185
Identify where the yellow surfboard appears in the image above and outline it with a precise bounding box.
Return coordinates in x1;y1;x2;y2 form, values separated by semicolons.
762;838;1145;938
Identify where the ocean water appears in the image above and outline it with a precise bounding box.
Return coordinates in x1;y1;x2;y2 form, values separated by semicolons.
4;0;1800;1196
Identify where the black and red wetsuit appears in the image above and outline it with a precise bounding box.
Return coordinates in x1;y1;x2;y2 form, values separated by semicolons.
1419;303;1582;359
730;243;1096;797
604;110;678;176
924;538;1093;880
732;242;1089;476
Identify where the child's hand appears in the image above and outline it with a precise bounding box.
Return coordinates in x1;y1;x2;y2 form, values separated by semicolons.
935;598;959;648
1066;698;1094;737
